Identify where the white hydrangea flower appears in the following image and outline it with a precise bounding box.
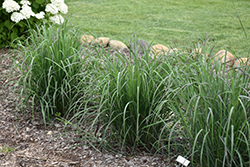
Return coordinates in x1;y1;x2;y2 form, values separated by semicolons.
49;14;64;24
45;3;59;15
2;0;20;13
20;5;35;19
35;11;45;19
51;0;65;7
10;12;25;23
51;0;65;3
20;0;31;6
50;0;68;14
56;2;68;14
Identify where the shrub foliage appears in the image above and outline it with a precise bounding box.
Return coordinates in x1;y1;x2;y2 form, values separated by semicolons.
0;0;48;48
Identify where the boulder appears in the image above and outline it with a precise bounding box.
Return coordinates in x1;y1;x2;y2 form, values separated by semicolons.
130;39;150;54
234;58;249;67
81;35;96;45
150;44;169;58
97;37;110;47
109;40;128;50
213;50;235;67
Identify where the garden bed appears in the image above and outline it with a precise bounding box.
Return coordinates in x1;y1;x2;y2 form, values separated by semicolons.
0;48;172;167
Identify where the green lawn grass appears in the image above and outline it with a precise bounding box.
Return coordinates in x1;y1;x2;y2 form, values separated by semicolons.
65;0;250;56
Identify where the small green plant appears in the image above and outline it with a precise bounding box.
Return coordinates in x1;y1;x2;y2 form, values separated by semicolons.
0;144;15;153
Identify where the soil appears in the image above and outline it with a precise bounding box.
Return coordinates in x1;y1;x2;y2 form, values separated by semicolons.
0;48;174;167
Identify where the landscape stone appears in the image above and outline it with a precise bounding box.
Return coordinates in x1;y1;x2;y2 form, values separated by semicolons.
234;58;249;67
81;35;96;45
214;50;235;67
150;44;169;58
97;37;110;47
130;39;150;54
109;40;128;50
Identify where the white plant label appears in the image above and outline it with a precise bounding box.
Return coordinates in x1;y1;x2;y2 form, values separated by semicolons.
176;155;190;166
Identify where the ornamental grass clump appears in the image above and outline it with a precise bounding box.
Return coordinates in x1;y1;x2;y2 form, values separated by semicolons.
90;44;184;153
13;23;90;123
170;52;250;166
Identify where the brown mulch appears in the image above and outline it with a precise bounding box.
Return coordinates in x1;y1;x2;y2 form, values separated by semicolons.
0;48;173;167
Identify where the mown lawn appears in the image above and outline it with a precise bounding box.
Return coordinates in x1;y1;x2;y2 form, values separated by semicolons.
65;0;250;56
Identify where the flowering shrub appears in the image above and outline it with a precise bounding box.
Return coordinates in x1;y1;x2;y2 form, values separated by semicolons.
0;0;68;48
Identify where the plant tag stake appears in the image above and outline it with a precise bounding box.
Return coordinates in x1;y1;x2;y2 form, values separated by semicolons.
176;155;190;166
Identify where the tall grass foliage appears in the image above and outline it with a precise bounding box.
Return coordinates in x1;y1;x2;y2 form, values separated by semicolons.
13;22;90;123
170;52;250;166
86;43;187;154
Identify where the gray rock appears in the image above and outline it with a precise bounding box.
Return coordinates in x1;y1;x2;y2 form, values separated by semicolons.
130;39;150;54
